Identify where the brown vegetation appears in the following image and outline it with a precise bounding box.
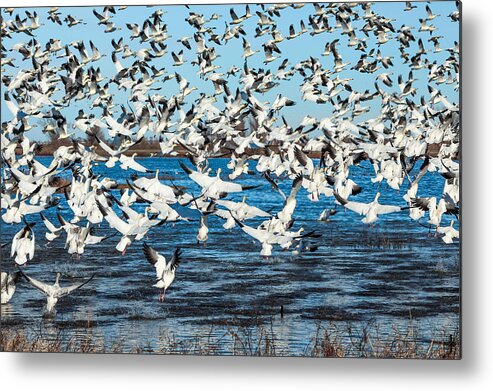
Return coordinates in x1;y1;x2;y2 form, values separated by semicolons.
0;319;460;358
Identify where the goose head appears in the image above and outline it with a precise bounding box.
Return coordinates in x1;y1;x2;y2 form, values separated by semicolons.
54;272;61;286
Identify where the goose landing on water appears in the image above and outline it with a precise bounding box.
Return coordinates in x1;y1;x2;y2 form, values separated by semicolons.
19;270;95;315
143;243;182;302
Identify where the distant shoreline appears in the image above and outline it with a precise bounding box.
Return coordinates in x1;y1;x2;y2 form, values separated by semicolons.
30;142;447;159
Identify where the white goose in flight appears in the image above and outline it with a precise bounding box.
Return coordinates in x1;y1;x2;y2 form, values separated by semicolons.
143;243;182;302
437;220;459;244
11;221;35;265
1;271;22;304
215;196;270;229
179;161;253;199
127;181;185;223
276;174;303;224
335;192;403;224
96;199;163;254
231;214;319;258
130;170;178;204
410;196;458;232
19;270;95;315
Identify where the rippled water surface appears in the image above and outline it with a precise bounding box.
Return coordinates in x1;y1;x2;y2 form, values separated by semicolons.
1;157;460;354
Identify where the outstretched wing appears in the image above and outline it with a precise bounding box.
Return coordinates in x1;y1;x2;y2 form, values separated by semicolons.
334;192;369;215
410;197;431;211
167;248;182;271
143;242;161;265
56;274;95;298
19;269;51;296
375;204;402;214
96;200;132;234
143;242;167;278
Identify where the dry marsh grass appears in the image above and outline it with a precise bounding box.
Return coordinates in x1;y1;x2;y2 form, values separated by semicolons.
0;318;460;359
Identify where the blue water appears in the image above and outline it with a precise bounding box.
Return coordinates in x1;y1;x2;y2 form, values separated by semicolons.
0;157;460;354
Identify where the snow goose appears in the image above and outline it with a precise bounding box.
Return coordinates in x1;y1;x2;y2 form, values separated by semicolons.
437;221;459;244
19;271;95;315
96;199;163;254
143;243;182;301
127;181;186;223
294;147;332;201
171;50;185;67
1;190;57;224
318;208;336;222
1;271;22;304
335;192;403;225
410;196;458;231
40;212;64;241
119;153;152;173
242;37;259;59
215;196;270;229
57;214;114;256
232;214;319;258
130;171;178;204
11;221;35;265
179;161;253;199
277;174;303;224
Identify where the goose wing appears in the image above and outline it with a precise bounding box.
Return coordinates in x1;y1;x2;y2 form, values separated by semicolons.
56;274;95;298
167;248;182;272
19;270;51;295
119;155;151;173
241;224;270;242
228;209;269;241
334;192;370;215
375;204;402;214
96;200;132;234
243;204;271;218
263;171;287;200
143;242;167;278
215;178;243;193
179;162;215;188
40;212;61;233
294;146;314;173
410;197;431;211
287;174;303;201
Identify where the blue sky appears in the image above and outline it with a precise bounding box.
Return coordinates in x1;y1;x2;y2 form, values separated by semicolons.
1;2;459;140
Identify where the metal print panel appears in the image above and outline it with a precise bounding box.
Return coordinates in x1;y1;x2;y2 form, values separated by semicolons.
0;1;461;358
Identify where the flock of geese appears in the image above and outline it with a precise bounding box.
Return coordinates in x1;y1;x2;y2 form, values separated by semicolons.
1;2;460;314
